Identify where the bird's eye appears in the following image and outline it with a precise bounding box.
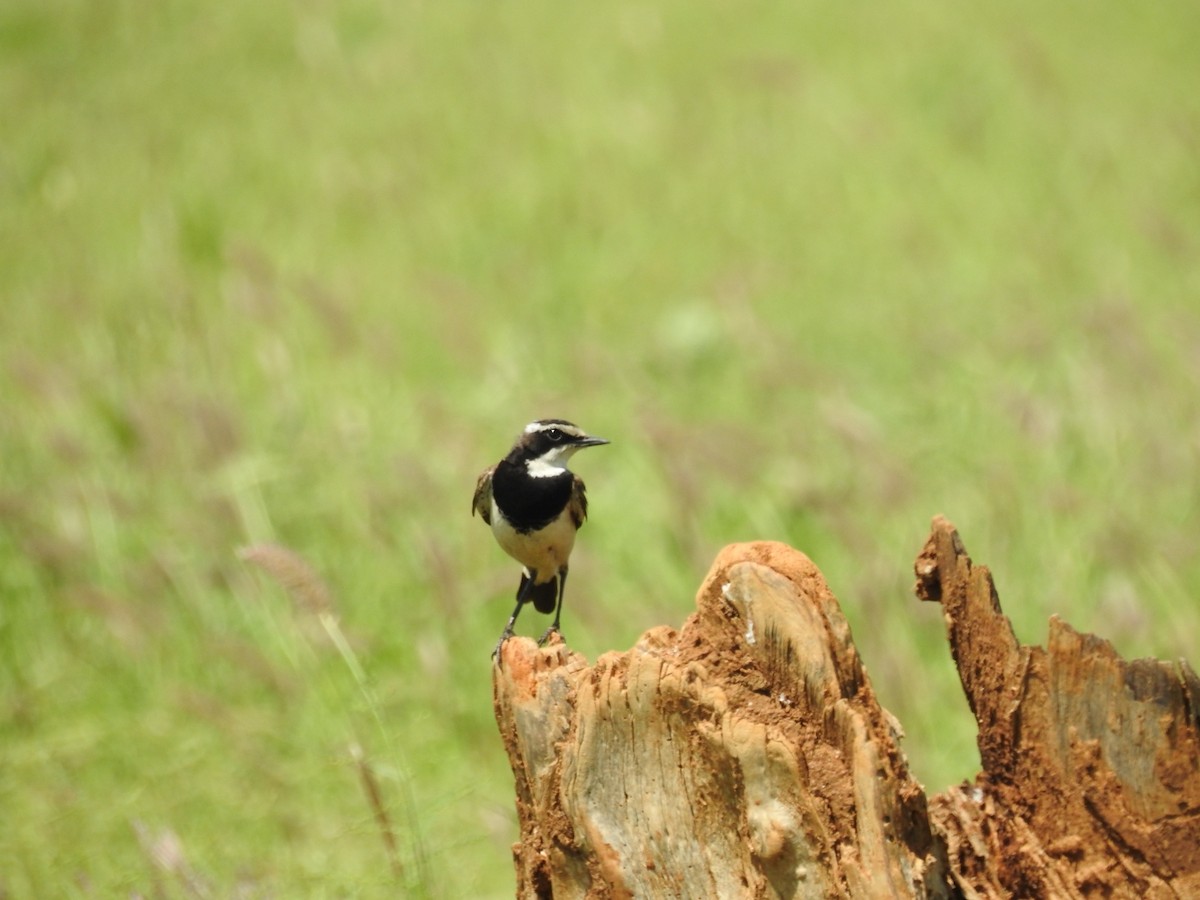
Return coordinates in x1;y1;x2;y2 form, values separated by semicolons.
545;428;563;442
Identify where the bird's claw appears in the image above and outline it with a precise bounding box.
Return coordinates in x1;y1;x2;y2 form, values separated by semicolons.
492;627;515;662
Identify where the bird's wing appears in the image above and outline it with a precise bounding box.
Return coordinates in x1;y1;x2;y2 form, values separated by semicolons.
568;475;589;529
472;466;495;524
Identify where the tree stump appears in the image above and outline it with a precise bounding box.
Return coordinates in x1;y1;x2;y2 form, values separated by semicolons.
916;516;1200;898
493;518;1200;898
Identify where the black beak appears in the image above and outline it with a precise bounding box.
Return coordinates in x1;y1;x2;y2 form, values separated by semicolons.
576;435;610;448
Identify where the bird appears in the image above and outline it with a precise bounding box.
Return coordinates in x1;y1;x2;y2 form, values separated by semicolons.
473;419;609;656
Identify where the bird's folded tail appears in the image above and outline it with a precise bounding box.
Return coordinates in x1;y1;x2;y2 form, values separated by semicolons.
518;570;559;614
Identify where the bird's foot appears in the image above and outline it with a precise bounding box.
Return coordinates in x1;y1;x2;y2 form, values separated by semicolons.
492;626;515;662
536;625;562;647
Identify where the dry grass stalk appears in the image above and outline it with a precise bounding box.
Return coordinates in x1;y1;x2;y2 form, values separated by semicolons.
237;543;334;615
350;743;405;882
130;820;209;898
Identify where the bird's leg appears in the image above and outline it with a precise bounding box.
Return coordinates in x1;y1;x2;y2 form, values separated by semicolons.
537;567;568;646
492;600;523;660
493;571;533;660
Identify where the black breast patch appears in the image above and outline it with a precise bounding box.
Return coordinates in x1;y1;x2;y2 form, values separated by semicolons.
491;461;573;533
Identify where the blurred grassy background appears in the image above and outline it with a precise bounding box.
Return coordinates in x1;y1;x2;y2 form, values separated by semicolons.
3;0;1199;895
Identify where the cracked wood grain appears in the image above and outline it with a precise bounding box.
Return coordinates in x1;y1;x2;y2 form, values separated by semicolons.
493;542;946;899
493;521;1200;898
917;516;1200;899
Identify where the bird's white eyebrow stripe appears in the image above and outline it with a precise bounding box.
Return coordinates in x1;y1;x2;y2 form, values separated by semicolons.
524;421;584;437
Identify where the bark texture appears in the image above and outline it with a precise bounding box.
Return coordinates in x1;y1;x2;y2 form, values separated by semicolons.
917;515;1200;898
493;519;1200;899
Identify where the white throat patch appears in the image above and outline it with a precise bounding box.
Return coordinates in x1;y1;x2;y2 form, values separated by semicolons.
525;445;579;478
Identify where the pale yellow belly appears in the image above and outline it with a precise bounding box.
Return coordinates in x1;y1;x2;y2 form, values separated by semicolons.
491;503;577;583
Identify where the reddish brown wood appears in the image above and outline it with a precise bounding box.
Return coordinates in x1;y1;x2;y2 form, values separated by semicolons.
492;520;1200;898
917;516;1200;898
494;542;946;898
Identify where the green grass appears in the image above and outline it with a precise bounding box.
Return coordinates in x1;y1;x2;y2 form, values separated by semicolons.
3;1;1199;895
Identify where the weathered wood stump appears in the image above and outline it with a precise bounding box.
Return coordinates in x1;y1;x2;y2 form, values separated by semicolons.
493;517;1200;898
916;516;1200;898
